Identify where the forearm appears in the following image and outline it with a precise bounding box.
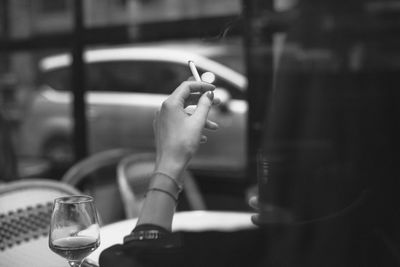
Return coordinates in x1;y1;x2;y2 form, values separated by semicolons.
134;81;215;232
136;176;177;231
136;168;184;231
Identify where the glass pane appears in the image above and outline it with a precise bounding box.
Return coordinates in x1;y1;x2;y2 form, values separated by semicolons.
255;0;400;265
7;0;73;38
83;0;241;27
3;1;400;265
86;61;189;94
0;49;73;180
3;0;245;208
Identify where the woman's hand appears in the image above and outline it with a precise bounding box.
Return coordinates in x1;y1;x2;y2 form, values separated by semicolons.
136;81;219;230
153;81;219;182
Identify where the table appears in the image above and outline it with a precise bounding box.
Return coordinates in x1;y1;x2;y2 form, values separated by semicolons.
88;210;256;265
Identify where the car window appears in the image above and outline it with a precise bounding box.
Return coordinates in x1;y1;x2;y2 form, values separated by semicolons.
41;61;190;94
41;59;245;100
208;74;244;100
87;61;190;95
41;67;70;91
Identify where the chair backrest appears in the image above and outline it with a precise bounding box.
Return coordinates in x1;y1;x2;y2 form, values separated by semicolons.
0;178;81;267
61;148;132;187
61;148;133;225
117;152;206;219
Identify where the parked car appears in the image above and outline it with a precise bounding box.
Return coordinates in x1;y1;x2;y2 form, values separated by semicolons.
18;46;248;178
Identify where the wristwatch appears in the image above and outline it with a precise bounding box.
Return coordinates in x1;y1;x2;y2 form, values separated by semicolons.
124;229;165;242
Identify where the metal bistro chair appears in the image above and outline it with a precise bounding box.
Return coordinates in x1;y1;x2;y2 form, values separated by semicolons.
61;148;133;225
117;152;206;219
0;178;81;267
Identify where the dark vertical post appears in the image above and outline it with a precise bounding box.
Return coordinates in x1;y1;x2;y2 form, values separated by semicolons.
0;0;11;107
0;0;10;83
72;0;88;161
0;0;10;69
242;0;274;185
0;0;17;180
0;0;9;39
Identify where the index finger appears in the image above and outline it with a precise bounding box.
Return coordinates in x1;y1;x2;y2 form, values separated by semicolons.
170;81;215;102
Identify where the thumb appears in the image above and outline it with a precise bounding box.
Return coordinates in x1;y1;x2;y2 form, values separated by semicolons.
192;91;214;123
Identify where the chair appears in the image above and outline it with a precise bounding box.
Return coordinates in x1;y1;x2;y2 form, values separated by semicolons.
61;148;133;187
0;178;81;267
117;152;206;218
61;148;133;225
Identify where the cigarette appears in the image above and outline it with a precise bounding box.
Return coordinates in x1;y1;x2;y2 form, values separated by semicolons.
188;60;202;82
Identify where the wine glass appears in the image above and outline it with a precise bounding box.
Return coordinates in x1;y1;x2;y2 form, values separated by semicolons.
49;195;100;267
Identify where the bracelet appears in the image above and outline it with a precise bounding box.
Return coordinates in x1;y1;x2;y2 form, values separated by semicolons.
146;188;179;203
153;171;183;192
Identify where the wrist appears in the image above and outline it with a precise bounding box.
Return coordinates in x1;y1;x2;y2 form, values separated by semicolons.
155;153;188;179
149;172;183;198
137;188;176;231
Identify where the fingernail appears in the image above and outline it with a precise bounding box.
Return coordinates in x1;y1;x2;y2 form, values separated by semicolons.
207;91;214;100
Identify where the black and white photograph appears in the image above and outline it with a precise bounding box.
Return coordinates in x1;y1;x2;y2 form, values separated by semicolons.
1;0;399;266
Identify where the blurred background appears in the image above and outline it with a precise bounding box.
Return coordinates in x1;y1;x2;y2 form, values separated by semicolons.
0;0;252;224
1;0;400;226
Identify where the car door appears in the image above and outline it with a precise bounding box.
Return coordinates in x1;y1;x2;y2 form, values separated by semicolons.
85;61;164;154
86;59;246;178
